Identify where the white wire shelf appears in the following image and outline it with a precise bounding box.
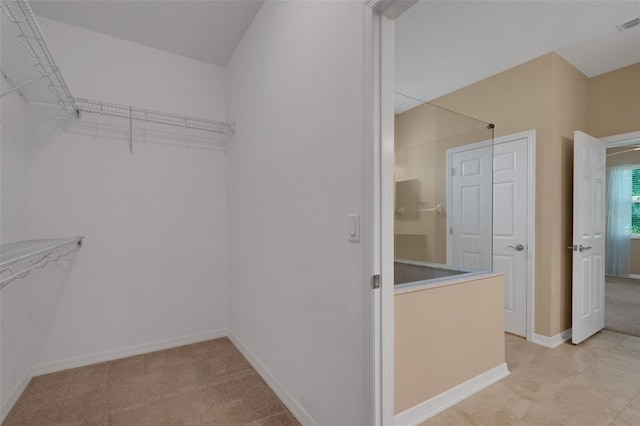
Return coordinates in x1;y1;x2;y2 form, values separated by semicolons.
59;97;236;152
69;98;235;135
0;237;83;289
0;0;78;115
1;0;235;149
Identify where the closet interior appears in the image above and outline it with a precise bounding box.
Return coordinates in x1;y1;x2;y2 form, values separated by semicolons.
4;0;370;424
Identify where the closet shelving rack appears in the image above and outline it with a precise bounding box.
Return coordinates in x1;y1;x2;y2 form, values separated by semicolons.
0;0;78;114
0;237;84;289
66;98;236;152
1;0;236;150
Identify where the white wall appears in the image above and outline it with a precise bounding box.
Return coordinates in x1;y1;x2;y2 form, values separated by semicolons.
0;89;34;417
0;94;30;242
225;2;369;425
1;17;228;417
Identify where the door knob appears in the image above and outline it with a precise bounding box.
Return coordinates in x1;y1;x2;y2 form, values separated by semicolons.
507;244;525;251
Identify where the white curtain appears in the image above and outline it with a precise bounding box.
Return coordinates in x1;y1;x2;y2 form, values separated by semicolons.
605;165;632;276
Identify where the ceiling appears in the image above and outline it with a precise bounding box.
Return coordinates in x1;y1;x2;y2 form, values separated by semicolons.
26;0;640;110
395;1;640;113
31;0;264;67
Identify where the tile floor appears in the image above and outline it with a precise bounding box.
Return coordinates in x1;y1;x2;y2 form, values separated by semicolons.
422;331;640;426
2;337;299;426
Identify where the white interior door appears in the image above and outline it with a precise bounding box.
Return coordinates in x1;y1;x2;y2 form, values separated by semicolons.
449;144;493;270
493;137;529;337
572;131;606;344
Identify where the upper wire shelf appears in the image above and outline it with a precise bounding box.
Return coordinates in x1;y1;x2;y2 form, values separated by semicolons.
0;0;78;115
0;237;83;289
1;0;235;147
69;98;235;135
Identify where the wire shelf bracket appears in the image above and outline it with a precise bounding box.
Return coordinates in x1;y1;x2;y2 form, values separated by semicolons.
1;0;236;150
0;0;79;116
0;237;84;289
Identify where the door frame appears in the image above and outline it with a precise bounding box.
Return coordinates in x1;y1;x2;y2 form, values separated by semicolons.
603;130;640;147
363;1;418;424
445;130;537;341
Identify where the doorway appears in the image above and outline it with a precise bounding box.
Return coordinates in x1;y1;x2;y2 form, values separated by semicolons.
603;131;640;337
447;131;536;338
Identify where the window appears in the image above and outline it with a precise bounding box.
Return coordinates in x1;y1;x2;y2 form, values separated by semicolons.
633;167;640;236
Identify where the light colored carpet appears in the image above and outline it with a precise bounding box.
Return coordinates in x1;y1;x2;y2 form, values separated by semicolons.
3;337;299;426
605;275;640;338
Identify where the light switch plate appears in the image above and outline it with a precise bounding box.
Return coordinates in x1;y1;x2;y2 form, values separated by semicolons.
348;214;360;242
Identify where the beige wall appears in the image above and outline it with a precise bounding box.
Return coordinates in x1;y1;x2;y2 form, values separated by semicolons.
421;56;640;336
420;55;640;336
427;52;586;336
551;55;590;333
394;109;438;261
395;274;505;414
588;63;640;138
392;54;639;418
395;105;491;263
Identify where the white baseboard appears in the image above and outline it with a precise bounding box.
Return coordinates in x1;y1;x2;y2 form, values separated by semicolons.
227;331;315;426
532;328;572;348
31;328;227;377
394;363;510;426
0;370;32;423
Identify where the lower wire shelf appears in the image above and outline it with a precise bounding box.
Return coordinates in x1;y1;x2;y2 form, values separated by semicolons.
0;236;83;289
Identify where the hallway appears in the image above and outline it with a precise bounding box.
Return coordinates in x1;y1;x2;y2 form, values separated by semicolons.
423;331;640;425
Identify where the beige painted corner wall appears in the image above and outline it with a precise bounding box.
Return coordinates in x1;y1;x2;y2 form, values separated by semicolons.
421;56;639;336
428;52;584;336
397;53;640;344
588;63;640;138
394;274;505;414
394;106;490;263
551;55;590;333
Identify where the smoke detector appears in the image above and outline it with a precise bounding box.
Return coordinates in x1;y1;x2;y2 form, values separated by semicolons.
616;16;640;32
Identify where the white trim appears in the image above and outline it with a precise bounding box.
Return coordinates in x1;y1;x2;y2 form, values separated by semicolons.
370;0;418;19
379;14;396;426
603;131;640;147
31;329;227;376
228;331;315;426
532;328;573;348
0;370;31;423
394;363;510;426
493;130;537;342
368;1;419;423
394;272;503;295
362;2;380;424
629;274;640;279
